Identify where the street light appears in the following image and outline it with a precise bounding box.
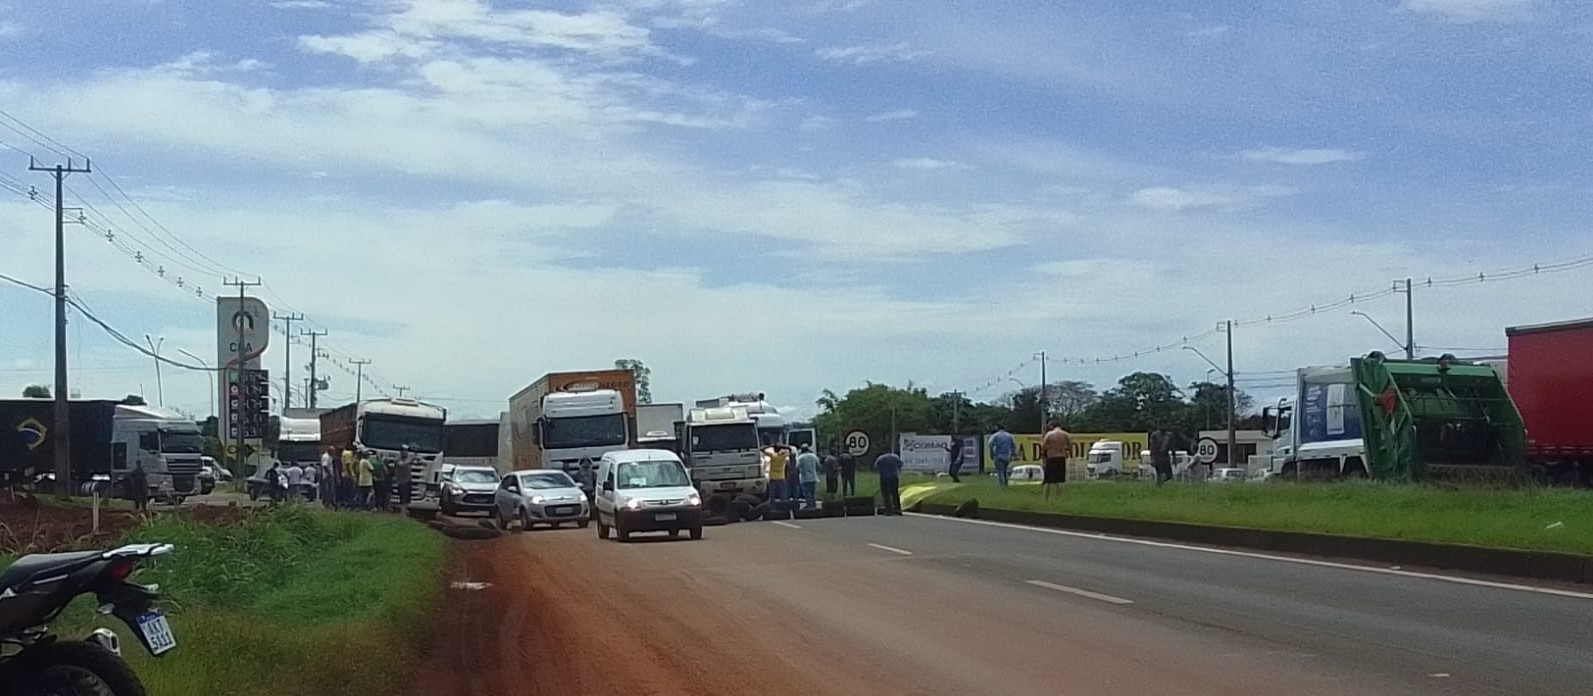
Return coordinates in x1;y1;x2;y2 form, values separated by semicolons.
178;348;214;421
1350;311;1413;359
144;334;165;407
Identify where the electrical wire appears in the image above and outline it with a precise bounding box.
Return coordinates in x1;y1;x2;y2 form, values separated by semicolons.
0;270;217;372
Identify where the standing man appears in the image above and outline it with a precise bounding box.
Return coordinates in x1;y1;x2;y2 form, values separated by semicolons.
127;462;150;513
300;458;319;501
822;445;840;498
796;443;820;510
875;449;903;515
356;450;375;509
370;451;390;511
763;437;789;504
1148;428;1175;485
838;447;857;497
283;458;305;502
1041;421;1072;500
946;436;965;483
394;446;414;508
340;446;358;507
320;446;339;509
987;424;1016;488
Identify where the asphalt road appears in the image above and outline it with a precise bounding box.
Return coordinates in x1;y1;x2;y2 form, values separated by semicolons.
414;513;1593;696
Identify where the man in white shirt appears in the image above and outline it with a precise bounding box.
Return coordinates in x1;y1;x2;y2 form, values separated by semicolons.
300;460;320;501
319;447;338;508
283;461;304;502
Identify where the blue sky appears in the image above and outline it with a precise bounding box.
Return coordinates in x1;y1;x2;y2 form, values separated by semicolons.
2;0;1592;422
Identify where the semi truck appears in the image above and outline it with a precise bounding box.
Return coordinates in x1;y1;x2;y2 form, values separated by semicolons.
1262;352;1524;481
636;402;684;452
0;399;206;502
247;411;323;500
441;419;501;472
321;398;448;499
679;406;766;499
1504;317;1593;486
509;369;638;497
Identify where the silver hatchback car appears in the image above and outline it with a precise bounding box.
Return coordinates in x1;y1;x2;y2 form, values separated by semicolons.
493;469;591;531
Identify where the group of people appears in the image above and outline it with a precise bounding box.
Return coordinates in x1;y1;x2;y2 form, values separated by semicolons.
762;438;860;509
264;444;421;511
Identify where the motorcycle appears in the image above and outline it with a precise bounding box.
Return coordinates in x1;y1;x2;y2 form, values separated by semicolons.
0;543;176;696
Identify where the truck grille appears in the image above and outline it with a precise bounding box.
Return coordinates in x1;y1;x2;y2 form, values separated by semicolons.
166;458;203;476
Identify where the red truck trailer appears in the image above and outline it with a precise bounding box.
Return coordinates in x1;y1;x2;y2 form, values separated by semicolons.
1505;317;1593;486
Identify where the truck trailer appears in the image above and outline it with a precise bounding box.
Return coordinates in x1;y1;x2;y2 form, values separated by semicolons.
509;369;638;497
1505;317;1593;486
1262;352;1524;482
0;399;206;501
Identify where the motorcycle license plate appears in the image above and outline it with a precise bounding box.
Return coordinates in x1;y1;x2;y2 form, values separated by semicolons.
137;610;177;656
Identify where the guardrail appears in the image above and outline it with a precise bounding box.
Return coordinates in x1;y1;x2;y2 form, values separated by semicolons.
915;503;1593;586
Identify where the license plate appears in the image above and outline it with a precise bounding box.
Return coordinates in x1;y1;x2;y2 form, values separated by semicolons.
718;482;737;490
137;610;177;656
552;506;575;516
655;512;677;521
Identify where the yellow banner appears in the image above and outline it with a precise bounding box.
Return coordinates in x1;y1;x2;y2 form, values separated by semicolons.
986;432;1148;467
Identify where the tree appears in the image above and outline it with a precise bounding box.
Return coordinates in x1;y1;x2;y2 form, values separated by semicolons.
1183;381;1255;433
21;384;49;398
812;382;935;455
1078;372;1185;433
613;358;652;404
1043;380;1098;424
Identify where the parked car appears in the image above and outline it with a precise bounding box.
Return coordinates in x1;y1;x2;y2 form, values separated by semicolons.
440;465;501;516
493;469;590;530
1208;467;1247;483
992;464;1044;484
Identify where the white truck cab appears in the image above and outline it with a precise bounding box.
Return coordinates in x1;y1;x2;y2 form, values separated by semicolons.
113;404;206;501
593;449;704;541
682;407;766;499
1085;440;1126;478
1262;365;1368;480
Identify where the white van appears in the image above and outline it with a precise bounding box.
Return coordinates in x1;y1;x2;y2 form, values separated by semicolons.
594;449;705;541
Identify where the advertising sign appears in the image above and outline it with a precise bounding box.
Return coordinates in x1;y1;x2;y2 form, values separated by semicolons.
217;295;270;449
899;434;981;473
984;432;1150;468
227;369;271;441
1299;380;1362;445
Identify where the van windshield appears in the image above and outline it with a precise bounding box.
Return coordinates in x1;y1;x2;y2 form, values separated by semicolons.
617;460;691;489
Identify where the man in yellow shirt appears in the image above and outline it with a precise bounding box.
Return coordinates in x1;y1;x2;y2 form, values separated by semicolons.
340;447;357;507
356;450;376;509
764;437;789;503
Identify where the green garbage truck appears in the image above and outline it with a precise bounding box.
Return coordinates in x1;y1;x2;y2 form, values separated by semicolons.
1261;352;1525;481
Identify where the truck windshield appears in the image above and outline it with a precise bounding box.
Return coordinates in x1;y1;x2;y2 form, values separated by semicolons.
363;416;444;452
1087;451;1113;464
692;423;759;452
160;430;204;454
543;413;627;450
617;460;691;489
757;426;786;445
276;442;321;464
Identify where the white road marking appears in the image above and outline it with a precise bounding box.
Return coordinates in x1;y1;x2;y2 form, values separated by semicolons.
772;521;803;529
1025;580;1134;605
908;513;1593;601
867;542;914;556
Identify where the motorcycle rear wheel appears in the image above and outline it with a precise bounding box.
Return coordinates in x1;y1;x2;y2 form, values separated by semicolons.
15;641;147;696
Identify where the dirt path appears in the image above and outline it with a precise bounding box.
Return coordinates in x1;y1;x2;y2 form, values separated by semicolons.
408;521;1424;696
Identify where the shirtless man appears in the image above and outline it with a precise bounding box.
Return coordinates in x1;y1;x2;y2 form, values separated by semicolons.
1041;421;1072;500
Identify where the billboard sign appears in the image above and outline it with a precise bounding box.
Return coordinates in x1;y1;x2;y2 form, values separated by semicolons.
899;433;981;473
984;432;1150;468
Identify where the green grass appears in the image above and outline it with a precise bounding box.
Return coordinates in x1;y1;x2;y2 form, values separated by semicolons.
904;477;1593;555
58;505;449;696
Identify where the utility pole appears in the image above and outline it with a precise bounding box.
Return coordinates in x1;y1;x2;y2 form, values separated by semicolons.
1222;320;1237;469
350;358;371;403
301;329;327;408
273;312;304;411
1033;351;1048;431
1400;278;1415;359
31;157;91;499
223;277;262;480
393;385;411;398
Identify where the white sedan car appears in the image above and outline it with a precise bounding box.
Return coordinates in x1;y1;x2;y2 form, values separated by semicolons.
493;469;591;531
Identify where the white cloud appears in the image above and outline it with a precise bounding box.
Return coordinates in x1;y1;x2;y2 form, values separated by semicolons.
798;114;836;131
270;0;332;8
892;157;958;170
1127;185;1295;212
1402;0;1538;24
1240;147;1366;165
865;109;918;123
1182;24;1231;40
815;42;926;65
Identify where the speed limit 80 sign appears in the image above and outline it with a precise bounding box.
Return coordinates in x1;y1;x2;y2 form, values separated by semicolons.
1194;437;1220;465
843;430;871;457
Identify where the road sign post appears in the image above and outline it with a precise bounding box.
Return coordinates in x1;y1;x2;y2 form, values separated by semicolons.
844;430;871;457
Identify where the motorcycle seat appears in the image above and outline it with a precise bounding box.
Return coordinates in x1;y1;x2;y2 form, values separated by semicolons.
0;550;103;592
